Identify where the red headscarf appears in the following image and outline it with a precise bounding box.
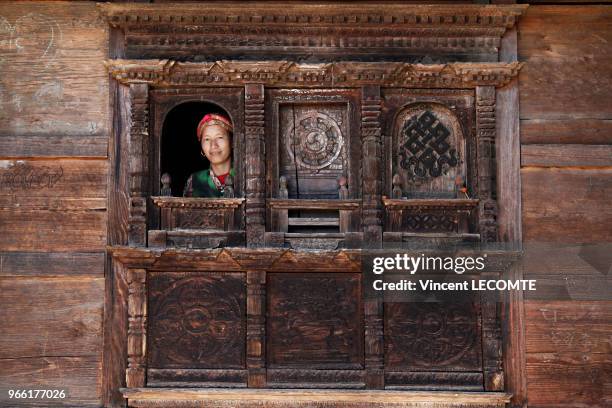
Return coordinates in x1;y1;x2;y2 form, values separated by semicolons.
197;113;233;141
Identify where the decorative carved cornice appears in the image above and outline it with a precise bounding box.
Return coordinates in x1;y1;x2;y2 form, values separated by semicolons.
100;4;527;29
105;60;523;89
99;3;527;62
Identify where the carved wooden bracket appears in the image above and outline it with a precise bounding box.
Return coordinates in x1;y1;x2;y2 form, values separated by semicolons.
99;3;527;62
105;60;523;89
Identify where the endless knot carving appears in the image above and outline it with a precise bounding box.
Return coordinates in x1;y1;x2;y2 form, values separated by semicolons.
148;274;245;368
385;302;480;369
286;112;344;171
399;111;459;180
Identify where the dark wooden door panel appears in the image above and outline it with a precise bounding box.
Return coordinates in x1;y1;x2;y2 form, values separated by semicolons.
147;272;246;369
267;273;363;369
384;301;482;371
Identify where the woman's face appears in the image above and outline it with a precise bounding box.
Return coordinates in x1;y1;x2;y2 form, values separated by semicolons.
201;124;231;166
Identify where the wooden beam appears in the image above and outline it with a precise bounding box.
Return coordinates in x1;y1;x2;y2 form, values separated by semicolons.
521;144;612;168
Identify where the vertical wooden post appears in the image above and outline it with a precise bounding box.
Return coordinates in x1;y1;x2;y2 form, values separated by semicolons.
246;270;266;387
364;297;384;389
128;83;149;246
126;268;147;388
361;86;383;248
481;289;504;391
476;86;499;243
245;84;266;247
498;26;527;408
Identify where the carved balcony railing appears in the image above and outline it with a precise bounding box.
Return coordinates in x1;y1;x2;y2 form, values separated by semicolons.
148;197;245;248
383;198;479;247
266;199;362;250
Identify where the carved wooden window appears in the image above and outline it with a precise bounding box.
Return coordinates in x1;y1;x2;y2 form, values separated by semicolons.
103;4;527;406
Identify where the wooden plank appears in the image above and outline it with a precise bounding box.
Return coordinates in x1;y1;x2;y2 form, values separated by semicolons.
0;277;104;359
0;159;107;210
497;26;527;408
521;168;612;243
103;259;129;408
0;135;108;158
0;356;101;408
525;0;612;3
497;26;522;244
521;119;612;145
522;243;612;277
526;352;612;408
521;145;612;168
0;251;105;276
0;210;106;251
525;276;612;302
0;3;109;140
519;6;612;120
525;301;612;354
121;388;512;406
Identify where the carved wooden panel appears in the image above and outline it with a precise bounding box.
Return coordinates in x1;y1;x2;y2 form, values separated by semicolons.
147;272;246;369
266;89;361;204
279;104;348;198
384;301;482;371
173;209;225;230
267;273;363;369
393;104;466;198
382;89;475;200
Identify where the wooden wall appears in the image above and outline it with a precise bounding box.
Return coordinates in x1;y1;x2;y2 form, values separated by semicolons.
1;2;611;408
0;2;108;407
518;5;612;408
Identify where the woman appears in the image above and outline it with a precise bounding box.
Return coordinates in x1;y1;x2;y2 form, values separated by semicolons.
183;113;234;197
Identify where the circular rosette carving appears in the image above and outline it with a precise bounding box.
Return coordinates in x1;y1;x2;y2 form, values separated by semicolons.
387;303;478;368
148;275;245;368
286;112;344;170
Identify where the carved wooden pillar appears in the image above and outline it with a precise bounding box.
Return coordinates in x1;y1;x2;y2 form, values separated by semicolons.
361;86;383;247
128;83;149;246
126;268;147;388
246;270;266;387
476;86;499;243
364;297;384;389
245;84;266;247
481;289;504;391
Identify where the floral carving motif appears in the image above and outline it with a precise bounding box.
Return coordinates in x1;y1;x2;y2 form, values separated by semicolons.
148;273;245;368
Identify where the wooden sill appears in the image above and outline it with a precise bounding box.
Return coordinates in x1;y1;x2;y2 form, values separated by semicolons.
121;388;512;407
268;199;361;210
382;198;479;211
151;196;245;209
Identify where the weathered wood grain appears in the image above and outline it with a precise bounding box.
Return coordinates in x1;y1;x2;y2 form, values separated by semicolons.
121;388;512;406
0;356;101;408
0;3;109;140
518;6;612;120
0;251;105;276
522;243;612;277
521;119;612;145
0;135;108;158
525;300;612;354
0;209;106;251
524;276;612;302
0;159;107;210
0;277;104;359
521;145;612;168
526;352;612;408
521;168;612;243
103;258;128;408
497;27;522;245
